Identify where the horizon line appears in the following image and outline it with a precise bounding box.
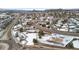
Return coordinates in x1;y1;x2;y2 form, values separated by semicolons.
1;8;79;10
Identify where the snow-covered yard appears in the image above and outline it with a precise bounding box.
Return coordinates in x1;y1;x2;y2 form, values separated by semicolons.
11;29;38;45
23;32;37;45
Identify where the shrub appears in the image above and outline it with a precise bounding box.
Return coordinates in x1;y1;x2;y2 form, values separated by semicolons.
46;22;50;25
38;30;44;36
39;35;42;38
19;28;23;32
33;38;38;43
42;24;46;27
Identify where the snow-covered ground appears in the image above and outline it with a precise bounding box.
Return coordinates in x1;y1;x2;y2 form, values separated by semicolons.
12;27;79;47
24;33;37;45
38;33;79;47
11;28;38;45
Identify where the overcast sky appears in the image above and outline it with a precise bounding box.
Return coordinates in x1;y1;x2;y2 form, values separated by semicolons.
0;0;79;10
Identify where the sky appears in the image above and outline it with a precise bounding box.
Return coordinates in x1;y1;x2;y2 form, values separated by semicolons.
0;0;79;10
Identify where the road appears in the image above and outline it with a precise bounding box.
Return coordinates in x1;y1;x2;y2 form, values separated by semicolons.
0;14;20;40
0;14;22;50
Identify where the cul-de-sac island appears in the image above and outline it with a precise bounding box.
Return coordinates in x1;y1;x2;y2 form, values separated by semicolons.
0;9;79;50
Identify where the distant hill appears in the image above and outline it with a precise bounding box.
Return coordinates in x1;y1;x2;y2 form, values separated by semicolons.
0;8;79;13
45;9;79;12
0;8;44;13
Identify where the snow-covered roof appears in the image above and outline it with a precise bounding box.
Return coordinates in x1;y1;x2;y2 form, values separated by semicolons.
18;32;26;40
26;29;38;33
69;26;76;29
59;28;68;31
14;24;22;29
72;40;79;48
20;40;27;45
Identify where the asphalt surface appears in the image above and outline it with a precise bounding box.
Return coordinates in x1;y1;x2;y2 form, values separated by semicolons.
0;15;20;40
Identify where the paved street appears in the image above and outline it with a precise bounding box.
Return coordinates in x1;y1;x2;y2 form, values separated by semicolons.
0;14;20;40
